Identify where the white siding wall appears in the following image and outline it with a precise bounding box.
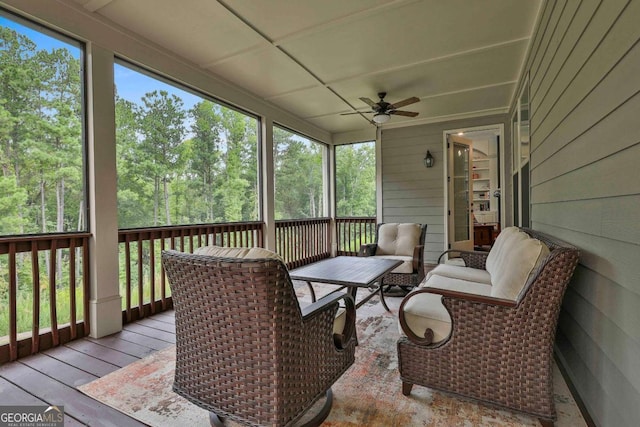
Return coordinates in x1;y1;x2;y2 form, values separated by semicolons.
380;115;509;263
515;1;640;426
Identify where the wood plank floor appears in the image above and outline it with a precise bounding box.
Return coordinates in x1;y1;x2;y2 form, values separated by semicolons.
0;311;177;426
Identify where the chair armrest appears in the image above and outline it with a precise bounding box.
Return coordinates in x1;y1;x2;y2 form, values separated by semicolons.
358;243;377;257
412;244;425;272
398;287;516;346
301;292;356;349
436;249;489;269
410;286;516;307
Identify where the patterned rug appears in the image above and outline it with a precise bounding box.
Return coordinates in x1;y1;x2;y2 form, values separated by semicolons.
78;296;585;426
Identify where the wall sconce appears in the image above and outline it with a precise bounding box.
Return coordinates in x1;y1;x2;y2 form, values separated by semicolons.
424;150;434;168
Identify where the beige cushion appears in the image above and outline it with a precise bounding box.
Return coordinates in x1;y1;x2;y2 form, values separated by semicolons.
485;226;520;274
370;255;413;274
401;269;493;343
194;245;283;262
488;231;550;300
444;257;467;266
425;264;492;285
376;223;422;257
399;291;451;343
423;274;493;296
333;307;346;335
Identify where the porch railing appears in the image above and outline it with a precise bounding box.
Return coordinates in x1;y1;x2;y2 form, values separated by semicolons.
0;232;91;363
336;217;377;256
0;218;375;363
275;218;331;269
118;222;264;323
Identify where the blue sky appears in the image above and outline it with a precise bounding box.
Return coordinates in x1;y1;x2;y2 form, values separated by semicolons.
113;63;200;110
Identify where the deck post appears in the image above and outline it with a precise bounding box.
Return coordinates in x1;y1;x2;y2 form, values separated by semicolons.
86;44;122;337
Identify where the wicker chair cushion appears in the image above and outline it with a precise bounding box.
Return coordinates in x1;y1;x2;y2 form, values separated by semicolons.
194;245;283;261
333;307;346;334
376;223;422;257
401;277;492;342
425;264;492;285
484;226;520;274
488;230;549;300
399;291;450;342
369;255;413;273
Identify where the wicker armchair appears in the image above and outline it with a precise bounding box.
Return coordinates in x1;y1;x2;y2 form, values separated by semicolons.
358;223;427;291
162;248;356;427
397;228;579;426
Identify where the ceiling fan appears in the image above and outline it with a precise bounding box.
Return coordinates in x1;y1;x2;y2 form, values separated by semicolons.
342;92;420;124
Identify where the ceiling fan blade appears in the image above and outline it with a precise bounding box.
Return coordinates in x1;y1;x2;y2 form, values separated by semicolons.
390;110;419;117
341;110;373;115
390;97;420;109
359;97;376;107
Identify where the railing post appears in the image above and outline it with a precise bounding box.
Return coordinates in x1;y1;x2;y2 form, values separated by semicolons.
86;44;122;338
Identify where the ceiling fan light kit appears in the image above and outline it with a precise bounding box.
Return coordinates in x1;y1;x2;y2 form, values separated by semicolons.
373;113;390;124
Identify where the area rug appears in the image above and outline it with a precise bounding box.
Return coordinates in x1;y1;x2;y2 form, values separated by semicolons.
78;303;584;426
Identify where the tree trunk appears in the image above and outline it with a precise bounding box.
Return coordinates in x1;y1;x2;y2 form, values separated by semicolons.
40;175;50;278
163;177;171;225
154;177;159;226
309;188;316;218
41;177;47;233
56;178;64;286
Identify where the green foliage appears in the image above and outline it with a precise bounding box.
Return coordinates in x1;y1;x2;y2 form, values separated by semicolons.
0;25;84;236
114;70;261;227
273;127;325;219
335;142;376;216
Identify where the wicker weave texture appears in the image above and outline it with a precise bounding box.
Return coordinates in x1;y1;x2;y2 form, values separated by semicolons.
382;271;422;287
398;228;579;421
162;251;355;427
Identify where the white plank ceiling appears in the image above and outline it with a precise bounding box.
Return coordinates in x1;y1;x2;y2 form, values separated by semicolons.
69;0;541;135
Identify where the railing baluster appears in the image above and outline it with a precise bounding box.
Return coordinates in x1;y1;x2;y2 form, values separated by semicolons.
137;236;144;317
49;240;59;346
125;235;132;322
149;236;155;314
31;241;40;354
69;238;77;340
160;237;167;310
9;243;17;361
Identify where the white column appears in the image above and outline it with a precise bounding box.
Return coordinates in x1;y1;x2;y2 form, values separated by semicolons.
261;118;276;251
327;144;337;257
86;44;122;337
376;127;383;223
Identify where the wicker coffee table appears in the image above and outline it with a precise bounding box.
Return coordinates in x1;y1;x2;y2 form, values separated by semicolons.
289;256;402;311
